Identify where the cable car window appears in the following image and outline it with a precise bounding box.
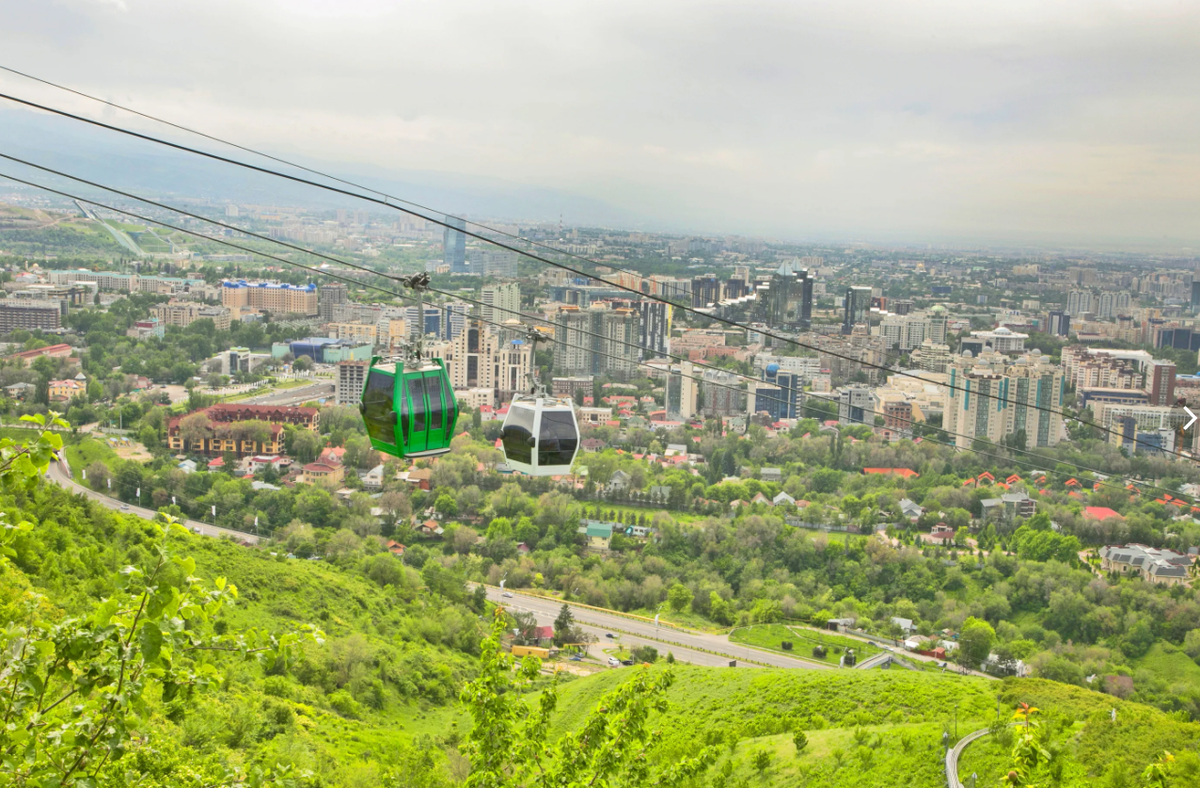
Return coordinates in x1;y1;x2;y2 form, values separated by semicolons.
425;374;444;431
538;410;578;466
408;378;426;433
362;372;397;446
502;405;535;464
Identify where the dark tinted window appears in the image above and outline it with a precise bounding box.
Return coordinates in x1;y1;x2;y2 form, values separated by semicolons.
408;378;426;433
362;371;396;446
425;374;444;431
501;404;535;464
538;410;578;467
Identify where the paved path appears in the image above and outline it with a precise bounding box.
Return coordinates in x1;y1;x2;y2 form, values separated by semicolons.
481;586;831;671
46;458;260;544
946;727;990;788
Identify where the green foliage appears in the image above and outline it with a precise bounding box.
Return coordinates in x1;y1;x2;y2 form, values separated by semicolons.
459;610;716;786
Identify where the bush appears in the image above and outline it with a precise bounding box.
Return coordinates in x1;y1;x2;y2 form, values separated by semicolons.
781;641;793;651
631;645;659;664
813;645;827;658
793;729;808;753
328;689;362;719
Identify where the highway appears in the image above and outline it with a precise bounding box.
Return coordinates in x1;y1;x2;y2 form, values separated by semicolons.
481;586;831;670
46;458;261;544
239;381;334;406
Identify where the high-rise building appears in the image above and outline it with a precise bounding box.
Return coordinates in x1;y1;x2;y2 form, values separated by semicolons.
637;300;671;358
318;283;348;323
1192;280;1200;310
478;250;519;278
1148;360;1177;406
838;386;873;425
443;215;468;273
945;350;1064;449
927;304;949;344
1066;290;1093;316
442;301;470;340
842;286;872;334
883;400;914;437
666;361;698;420
335;360;369;406
1047;310;1071;337
909;339;951;373
552;304;640;378
481;282;521;324
221;281;318;316
749;364;804;420
702;369;743;417
0;301;61;332
402;306;441;338
765;260;815;329
691;275;723;308
1097;292;1117;320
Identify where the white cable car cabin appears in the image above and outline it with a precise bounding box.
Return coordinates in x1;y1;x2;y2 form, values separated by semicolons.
500;396;580;476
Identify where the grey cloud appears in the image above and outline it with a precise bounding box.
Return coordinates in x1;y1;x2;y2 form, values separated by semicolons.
1;0;1199;245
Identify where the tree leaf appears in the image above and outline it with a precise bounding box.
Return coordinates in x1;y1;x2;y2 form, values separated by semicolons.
139;622;163;663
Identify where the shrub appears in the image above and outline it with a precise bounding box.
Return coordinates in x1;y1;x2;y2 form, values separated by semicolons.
813;645;827;658
781;641;793;651
793;729;808;754
328;689;362;719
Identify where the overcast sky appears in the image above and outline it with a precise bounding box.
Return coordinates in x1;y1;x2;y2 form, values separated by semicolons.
1;0;1199;247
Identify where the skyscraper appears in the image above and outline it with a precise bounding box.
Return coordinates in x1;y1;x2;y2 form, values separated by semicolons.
842;286;872;334
443;215;468;273
666;361;698;420
1047;310;1071;337
766;260;815;329
552;304;640;378
1192;280;1200;310
637;300;671;358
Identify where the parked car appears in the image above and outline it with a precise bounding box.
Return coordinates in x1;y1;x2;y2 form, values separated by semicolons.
607;657;621;667
620;659;634;666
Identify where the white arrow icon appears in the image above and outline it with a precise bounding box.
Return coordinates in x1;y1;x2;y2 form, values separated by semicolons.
1186;407;1197;431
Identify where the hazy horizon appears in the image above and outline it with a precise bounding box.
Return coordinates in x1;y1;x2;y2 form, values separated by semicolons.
2;0;1199;251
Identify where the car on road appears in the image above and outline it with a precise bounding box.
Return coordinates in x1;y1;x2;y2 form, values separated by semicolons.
568;655;583;661
621;659;634;666
120;504;130;510
604;633;615;639
502;592;513;598
607;657;621;667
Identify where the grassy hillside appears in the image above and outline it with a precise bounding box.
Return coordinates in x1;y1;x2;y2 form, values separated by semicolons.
549;666;1200;787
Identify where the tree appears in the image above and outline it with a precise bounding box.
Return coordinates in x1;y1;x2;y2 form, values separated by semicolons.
0;415;321;786
434;493;459;518
793;728;808;754
177;411;213;449
553;604;575;647
709;592;733;626
958;616;995;669
293;355;314;372
666;582;694;613
459;609;715;786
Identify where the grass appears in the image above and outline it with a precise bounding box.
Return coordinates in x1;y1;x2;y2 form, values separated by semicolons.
548;666;1200;786
1136;641;1200;687
62;435;118;480
729;623;882;666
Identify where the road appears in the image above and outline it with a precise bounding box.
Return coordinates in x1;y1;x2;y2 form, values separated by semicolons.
239;381;334;406
482;587;831;670
946;727;990;788
46;458;260;544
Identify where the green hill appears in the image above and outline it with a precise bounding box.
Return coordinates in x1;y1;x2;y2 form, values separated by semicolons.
548;666;1200;787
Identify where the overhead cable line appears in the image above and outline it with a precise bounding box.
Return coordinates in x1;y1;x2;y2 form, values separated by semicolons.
0;91;1179;462
1;157;1187;503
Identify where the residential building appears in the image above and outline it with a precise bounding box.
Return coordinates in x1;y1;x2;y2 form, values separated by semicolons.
702;369;743;417
1047;310;1071;337
153;301;232;331
1148;360;1177;406
477;249;518;278
0;301;61;332
10;343;72;366
127;318;164;339
1094;402;1187;454
1100;544;1191;586
749;364;804;420
336;360;369;406
665;361;699;420
909;339;951;374
944;350;1065;449
1066;290;1093;316
637;299;671;358
48;378;85;401
838;386;873;425
552;376;593;399
318;283;348;322
552;304;640;378
166;404;319;456
327;322;379;345
220;281;318;315
883;400;914;437
480;282;520;324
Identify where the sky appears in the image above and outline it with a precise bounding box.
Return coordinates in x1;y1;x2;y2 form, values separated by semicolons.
1;0;1199;247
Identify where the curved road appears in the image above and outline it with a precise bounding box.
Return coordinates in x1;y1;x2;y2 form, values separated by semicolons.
946;727;990;788
46;458;260;544
482;586;831;671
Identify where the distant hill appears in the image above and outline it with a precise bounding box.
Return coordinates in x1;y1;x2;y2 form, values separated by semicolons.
0;107;645;227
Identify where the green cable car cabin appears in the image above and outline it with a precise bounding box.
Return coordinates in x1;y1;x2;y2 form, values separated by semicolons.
359;356;458;458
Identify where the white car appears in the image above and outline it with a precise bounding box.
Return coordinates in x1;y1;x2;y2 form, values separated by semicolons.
608;657;621;667
502;592;513;598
